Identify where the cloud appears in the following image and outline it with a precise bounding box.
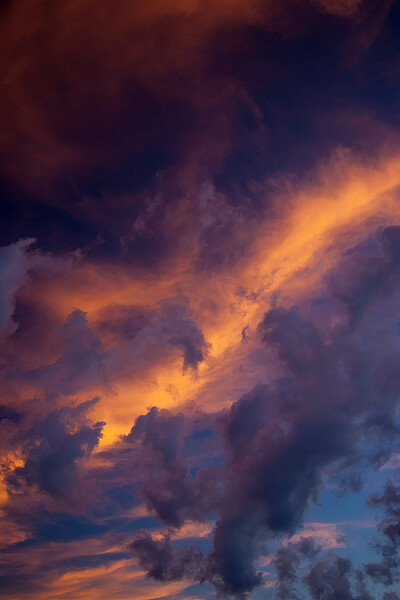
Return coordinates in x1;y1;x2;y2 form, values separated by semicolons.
288;523;347;550
311;0;362;16
20;300;209;403
0;0;392;212
126;407;222;528
0;406;21;424
107;301;210;372
132;530;205;582
275;538;320;600
383;594;400;600
1;2;400;599
305;556;356;600
26;309;107;398
0;0;266;193
8;399;104;498
0;238;36;336
365;478;400;587
0;237;76;362
130;225;400;596
4;206;400;598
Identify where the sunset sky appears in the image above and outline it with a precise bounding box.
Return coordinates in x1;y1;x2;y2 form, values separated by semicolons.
1;1;400;599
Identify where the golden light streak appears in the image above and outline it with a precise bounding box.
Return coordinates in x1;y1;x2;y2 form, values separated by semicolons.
12;151;400;448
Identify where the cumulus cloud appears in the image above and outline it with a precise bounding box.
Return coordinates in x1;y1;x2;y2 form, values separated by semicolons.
126;407;222;528
132;530;205;582
275;538;320;600
365;477;400;587
305;556;357;600
8;399;104;498
130;226;400;595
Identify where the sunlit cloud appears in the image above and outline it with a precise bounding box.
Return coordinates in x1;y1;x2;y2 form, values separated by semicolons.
1;1;400;599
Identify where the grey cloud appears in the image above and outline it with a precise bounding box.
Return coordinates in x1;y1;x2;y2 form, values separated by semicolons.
9;399;104;497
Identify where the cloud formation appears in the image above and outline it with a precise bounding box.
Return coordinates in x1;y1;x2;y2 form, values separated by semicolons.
127;226;400;596
8;399;104;498
2;1;400;600
0;238;36;336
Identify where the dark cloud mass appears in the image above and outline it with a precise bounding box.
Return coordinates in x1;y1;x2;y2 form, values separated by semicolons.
131;530;205;582
128;226;400;596
125;407;222;527
1;1;400;599
8;399;104;497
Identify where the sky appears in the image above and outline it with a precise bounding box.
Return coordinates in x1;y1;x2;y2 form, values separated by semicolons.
1;1;400;599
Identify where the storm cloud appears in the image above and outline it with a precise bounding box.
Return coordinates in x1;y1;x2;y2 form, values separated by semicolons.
2;1;400;599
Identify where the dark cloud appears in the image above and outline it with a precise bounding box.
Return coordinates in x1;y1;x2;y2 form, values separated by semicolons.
383;593;400;600
364;559;398;586
305;556;354;600
0;0;396;265
0;573;44;598
131;392;350;595
303;555;375;600
275;545;302;600
275;538;321;600
127;407;185;469
8;399;104;497
131;226;400;595
25;309;106;398
204;389;356;594
132;530;205;582
0;405;21;424
126;407;222;528
365;478;400;587
0;238;36;336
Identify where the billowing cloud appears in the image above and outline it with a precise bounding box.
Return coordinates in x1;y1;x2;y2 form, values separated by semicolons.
8;399;104;498
125;407;221;528
2;1;400;599
128;225;400;596
131;530;205;582
365;477;400;587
